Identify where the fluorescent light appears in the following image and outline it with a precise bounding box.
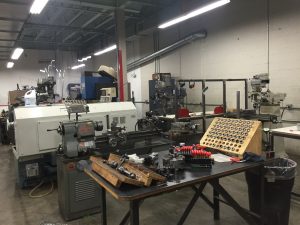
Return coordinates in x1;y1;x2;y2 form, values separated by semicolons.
7;62;14;69
94;45;117;56
30;0;49;14
78;56;92;62
71;64;85;70
158;0;230;29
40;69;46;73
11;48;24;60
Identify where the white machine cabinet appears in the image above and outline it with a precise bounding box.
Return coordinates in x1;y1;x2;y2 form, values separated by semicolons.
13;102;137;159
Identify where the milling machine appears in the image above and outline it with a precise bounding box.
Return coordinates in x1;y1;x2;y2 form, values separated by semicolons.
249;73;286;116
149;73;186;116
249;73;287;157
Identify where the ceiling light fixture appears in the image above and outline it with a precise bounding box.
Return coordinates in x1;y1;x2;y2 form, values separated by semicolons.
71;64;85;70
158;0;230;29
94;45;117;56
78;56;92;62
11;48;24;60
30;0;49;14
7;62;14;69
40;69;46;73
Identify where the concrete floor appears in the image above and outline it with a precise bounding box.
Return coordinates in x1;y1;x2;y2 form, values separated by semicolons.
1;144;300;225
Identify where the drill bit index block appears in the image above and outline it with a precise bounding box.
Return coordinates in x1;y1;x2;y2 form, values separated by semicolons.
200;118;262;158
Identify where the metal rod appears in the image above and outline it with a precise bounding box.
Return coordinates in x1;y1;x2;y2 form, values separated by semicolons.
236;91;241;119
179;79;247;82
194;103;222;107
281;120;300;123
223;80;227;113
202;81;206;132
244;80;249;109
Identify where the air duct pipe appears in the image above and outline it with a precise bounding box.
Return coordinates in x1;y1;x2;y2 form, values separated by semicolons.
127;31;207;71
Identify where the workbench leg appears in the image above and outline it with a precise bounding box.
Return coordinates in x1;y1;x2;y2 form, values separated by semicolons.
260;166;265;225
120;201;144;225
101;187;107;225
213;179;220;220
210;180;257;225
130;200;140;225
270;134;274;152
177;183;207;225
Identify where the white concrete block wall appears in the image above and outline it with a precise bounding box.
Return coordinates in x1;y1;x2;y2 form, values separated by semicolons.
127;0;300;154
0;49;81;108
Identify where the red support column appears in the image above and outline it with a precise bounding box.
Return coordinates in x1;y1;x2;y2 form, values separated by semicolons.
118;49;124;102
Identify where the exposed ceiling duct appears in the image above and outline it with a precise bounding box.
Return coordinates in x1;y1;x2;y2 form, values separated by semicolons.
127;31;207;71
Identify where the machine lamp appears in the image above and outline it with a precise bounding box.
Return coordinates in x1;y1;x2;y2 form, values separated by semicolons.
11;48;24;60
7;62;14;69
158;0;230;29
94;45;117;56
30;0;49;14
71;64;85;70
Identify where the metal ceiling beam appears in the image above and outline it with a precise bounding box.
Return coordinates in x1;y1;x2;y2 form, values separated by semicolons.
82;15;116;44
0;16;25;22
35;7;65;41
53;0;140;14
0;46;13;49
16;39;81;47
0;29;20;33
0;39;15;42
63;13;102;43
47;4;103;14
83;13;132;44
0;38;80;47
95;15;114;29
17;45;77;51
54;11;84;40
123;1;157;7
65;11;85;26
0;0;28;6
24;23;102;33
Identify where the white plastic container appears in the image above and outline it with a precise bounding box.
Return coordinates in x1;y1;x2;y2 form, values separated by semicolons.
24;89;37;107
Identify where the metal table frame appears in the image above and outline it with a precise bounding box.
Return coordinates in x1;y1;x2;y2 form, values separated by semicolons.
270;128;300;151
178;79;248;131
270;127;300;197
85;162;265;225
